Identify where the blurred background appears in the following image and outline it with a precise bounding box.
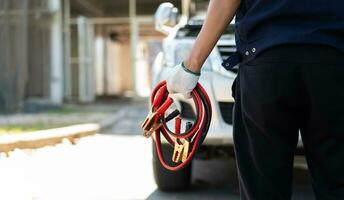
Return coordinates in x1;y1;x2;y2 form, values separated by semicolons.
0;0;315;199
0;0;182;113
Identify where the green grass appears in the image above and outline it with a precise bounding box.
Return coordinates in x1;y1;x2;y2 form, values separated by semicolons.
0;105;112;135
0;123;74;135
45;107;88;115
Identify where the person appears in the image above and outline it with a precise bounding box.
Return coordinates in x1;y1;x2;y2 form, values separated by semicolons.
166;0;344;199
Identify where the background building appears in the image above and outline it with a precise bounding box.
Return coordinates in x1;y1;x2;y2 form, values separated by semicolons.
0;0;182;113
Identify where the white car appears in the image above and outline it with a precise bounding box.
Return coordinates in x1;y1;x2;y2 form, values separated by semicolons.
151;2;305;191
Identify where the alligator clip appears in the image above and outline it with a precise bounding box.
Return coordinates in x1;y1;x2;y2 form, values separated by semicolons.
172;140;190;163
142;111;162;138
181;140;190;163
142;97;174;138
172;142;184;163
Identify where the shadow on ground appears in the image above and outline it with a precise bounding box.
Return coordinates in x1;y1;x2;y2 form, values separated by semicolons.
147;158;315;200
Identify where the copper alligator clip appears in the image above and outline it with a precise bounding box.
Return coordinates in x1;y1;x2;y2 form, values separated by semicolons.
141;96;174;137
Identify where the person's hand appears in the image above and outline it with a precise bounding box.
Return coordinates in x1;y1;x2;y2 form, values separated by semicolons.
166;62;200;99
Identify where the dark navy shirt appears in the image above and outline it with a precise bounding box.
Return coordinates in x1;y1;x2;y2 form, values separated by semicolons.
222;0;344;69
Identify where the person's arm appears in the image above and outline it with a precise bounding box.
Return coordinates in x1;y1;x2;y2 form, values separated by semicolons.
167;0;241;98
185;0;241;73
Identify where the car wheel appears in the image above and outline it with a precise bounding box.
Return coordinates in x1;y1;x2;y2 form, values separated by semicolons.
152;142;192;191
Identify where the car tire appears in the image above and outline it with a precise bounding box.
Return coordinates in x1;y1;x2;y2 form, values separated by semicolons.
152;142;192;191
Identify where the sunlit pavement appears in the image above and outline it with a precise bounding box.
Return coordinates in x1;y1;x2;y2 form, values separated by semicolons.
0;134;237;200
0;101;316;200
0;135;155;200
0;133;316;200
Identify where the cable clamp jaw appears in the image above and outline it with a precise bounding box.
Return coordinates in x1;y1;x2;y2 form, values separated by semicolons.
141;112;162;138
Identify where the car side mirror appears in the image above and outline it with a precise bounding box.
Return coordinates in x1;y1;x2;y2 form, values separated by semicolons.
154;3;179;35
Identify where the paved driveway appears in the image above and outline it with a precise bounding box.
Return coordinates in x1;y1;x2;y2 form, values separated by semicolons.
0;134;315;200
0;99;316;199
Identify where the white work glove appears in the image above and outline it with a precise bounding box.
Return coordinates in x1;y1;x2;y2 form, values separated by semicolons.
166;62;200;99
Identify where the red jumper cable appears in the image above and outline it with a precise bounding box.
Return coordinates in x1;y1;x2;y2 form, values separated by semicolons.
142;80;212;171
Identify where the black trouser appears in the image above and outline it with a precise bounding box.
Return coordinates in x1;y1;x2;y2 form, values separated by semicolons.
232;44;344;200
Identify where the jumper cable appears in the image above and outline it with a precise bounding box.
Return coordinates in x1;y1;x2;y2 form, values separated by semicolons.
142;80;212;171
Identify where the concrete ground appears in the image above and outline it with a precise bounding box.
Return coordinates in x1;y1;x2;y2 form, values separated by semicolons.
0;134;316;200
0;99;316;200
